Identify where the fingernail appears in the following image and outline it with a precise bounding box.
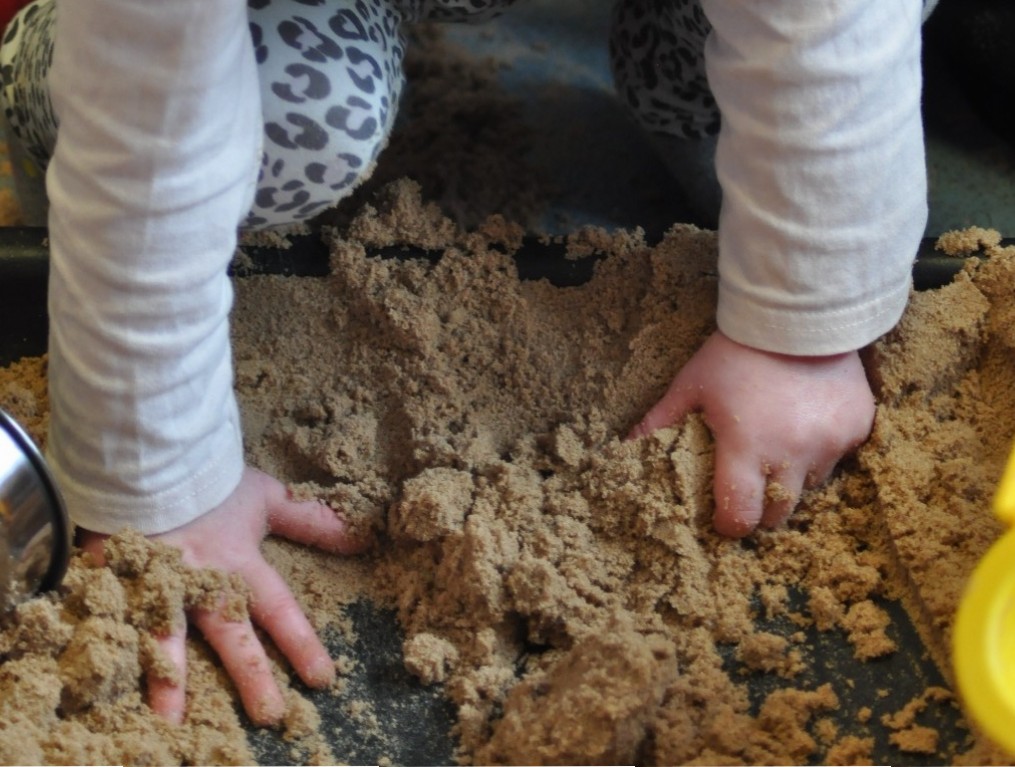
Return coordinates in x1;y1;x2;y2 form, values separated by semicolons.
163;708;185;727
303;656;336;688
250;697;286;727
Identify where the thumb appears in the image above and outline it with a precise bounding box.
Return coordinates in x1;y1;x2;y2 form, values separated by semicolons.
628;371;703;440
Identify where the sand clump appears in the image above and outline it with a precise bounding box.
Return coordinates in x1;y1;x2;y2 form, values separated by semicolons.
0;529;262;765
1;185;1014;764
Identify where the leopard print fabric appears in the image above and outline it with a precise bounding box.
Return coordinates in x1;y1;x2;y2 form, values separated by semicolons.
0;0;55;170
0;0;516;230
0;0;933;226
610;0;717;140
244;0;408;227
610;0;941;142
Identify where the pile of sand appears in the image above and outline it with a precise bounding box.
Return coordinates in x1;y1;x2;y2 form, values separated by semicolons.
1;179;1013;763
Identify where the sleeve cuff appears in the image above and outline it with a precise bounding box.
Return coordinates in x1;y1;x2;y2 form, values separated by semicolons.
49;408;245;536
717;274;912;356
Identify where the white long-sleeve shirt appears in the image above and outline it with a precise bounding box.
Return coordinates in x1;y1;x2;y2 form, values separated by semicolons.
705;0;927;355
45;0;259;535
44;0;928;534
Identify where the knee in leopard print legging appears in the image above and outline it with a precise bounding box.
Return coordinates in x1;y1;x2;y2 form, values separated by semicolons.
0;0;517;230
610;0;940;142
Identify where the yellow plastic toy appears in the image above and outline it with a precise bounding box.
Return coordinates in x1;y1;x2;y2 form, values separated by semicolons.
953;446;1015;755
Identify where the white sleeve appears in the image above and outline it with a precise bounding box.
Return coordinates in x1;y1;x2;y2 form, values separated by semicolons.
44;0;261;535
701;0;927;356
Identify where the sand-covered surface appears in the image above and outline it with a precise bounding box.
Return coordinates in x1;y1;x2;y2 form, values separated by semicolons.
0;15;1014;767
1;181;1014;763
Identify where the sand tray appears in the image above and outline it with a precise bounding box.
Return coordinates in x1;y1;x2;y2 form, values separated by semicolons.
0;225;997;765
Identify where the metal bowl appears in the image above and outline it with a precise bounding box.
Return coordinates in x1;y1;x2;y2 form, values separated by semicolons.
0;408;70;613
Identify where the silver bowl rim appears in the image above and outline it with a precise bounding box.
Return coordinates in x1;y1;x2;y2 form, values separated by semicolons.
0;408;71;594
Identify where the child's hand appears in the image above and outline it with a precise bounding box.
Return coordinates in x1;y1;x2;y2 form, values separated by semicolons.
629;330;875;537
78;467;366;726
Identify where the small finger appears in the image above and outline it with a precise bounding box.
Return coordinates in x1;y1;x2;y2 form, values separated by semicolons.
712;446;766;538
193;609;286;727
760;462;807;530
266;487;367;556
243;561;335;689
146;622;188;725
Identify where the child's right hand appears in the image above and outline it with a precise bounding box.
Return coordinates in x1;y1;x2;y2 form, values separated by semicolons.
628;330;876;537
78;467;366;726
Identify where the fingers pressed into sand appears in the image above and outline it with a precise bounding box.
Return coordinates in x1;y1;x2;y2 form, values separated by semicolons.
712;444;767;538
243;560;335;688
147;625;188;725
192;608;286;726
266;488;365;556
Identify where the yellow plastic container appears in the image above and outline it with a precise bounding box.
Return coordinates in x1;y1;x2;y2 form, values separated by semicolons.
953;448;1015;755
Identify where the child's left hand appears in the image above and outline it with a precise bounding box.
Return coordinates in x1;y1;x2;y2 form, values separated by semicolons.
629;330;876;537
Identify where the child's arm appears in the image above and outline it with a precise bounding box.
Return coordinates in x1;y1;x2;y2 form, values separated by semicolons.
634;0;927;534
46;0;256;541
45;0;361;725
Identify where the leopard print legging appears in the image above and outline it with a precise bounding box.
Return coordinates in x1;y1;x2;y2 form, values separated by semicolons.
0;0;938;229
610;0;940;141
0;0;517;229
